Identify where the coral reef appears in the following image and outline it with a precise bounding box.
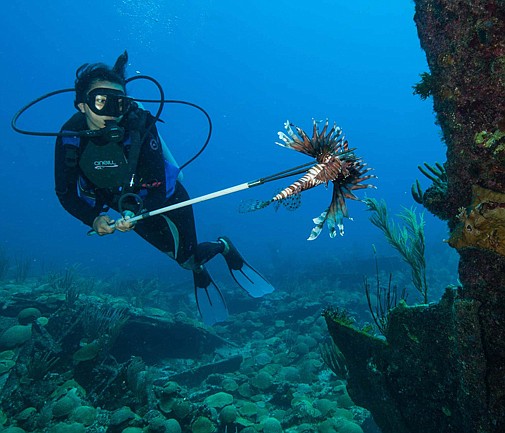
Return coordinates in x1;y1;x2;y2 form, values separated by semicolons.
325;288;488;433
325;1;505;432
414;1;505;430
413;0;505;223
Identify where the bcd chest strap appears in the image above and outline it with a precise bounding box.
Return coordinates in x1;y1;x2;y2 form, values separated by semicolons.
61;108;151;193
119;108;151;195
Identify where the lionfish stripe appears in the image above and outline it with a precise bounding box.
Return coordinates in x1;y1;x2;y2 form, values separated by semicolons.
318;163;344;182
312;210;328;224
276;132;314;156
296;125;311;145
284;121;297;140
350;183;376;191
352;174;375;182
343;191;359;201
357;170;376;178
326;122;341;142
273;177;323;201
307;226;323;241
328;219;337;238
316;119;329;139
273;164;326;201
276;132;292;147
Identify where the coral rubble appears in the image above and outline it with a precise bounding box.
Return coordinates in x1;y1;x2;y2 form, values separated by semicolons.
0;273;374;433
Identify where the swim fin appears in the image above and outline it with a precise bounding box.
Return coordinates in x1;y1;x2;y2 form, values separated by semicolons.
218;237;275;298
193;266;229;326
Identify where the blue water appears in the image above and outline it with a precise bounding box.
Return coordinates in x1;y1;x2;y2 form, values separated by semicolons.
0;1;456;295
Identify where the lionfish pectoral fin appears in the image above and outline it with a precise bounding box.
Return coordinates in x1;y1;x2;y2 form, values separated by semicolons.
329;222;345;238
276;131;293;148
284;121;298;141
325;205;345;238
327;218;338;238
329;199;347;238
307;209;328;241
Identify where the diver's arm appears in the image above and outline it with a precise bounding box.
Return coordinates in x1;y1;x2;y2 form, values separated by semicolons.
54;136;103;227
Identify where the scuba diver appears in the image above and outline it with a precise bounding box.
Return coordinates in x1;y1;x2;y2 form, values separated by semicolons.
53;51;274;325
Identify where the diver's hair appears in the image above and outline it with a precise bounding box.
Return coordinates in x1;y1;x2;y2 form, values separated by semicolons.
74;50;129;109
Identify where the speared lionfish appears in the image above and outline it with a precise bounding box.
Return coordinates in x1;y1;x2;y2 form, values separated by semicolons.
242;119;376;240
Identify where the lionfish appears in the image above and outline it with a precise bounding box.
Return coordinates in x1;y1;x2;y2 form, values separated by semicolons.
241;119;376;240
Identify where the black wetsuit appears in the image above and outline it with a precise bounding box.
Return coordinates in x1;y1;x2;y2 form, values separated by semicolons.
54;107;221;269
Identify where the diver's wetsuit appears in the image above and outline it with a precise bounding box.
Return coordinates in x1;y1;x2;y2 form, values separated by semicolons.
54;107;223;269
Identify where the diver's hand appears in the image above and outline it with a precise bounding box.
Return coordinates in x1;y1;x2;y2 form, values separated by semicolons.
115;211;136;233
92;215;115;236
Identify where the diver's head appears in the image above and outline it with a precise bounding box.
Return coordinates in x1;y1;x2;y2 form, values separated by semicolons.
78;81;130;131
74;51;132;130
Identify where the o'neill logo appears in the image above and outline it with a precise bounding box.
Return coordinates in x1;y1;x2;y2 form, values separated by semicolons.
94;160;119;170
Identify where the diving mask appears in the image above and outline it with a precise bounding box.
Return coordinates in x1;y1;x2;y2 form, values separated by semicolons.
86;88;132;117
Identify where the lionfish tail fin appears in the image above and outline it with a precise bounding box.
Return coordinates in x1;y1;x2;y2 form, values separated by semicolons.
238;199;272;214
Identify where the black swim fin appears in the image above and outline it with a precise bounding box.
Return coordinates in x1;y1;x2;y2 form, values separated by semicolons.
193;266;229;326
218;237;275;298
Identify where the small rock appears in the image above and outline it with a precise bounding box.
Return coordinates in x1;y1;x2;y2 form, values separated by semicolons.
204;392;233;409
219;405;238;425
17;308;41;325
110;406;136;427
261;417;282;433
191;416;215;433
0;325;32;349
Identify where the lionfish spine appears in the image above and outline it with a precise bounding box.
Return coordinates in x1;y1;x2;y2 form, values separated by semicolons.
276;121;297;146
273;164;325;201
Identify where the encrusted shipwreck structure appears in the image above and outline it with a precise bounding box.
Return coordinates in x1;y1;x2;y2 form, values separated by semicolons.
324;1;505;433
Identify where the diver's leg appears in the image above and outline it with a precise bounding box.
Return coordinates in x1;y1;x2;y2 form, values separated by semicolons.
134;182;224;266
133;181;197;262
158;184;228;324
134;182;228;324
